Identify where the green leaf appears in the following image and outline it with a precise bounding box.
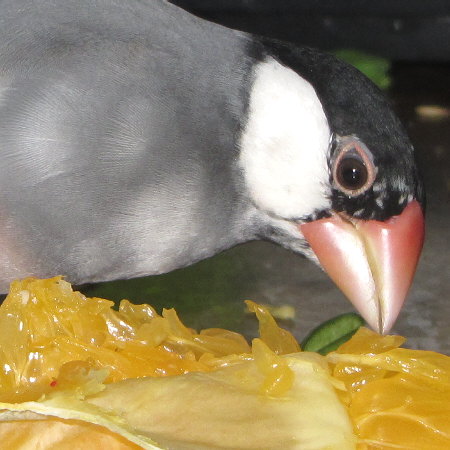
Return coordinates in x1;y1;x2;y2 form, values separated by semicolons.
302;313;365;355
333;49;391;90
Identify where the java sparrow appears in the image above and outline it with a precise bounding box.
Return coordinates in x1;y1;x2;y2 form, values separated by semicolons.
0;0;425;333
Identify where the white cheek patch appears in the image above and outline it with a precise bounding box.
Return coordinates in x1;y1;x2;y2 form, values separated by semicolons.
239;57;331;219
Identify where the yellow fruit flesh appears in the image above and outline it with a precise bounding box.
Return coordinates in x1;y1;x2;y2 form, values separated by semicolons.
0;278;355;449
0;277;448;449
328;327;450;449
0;277;255;403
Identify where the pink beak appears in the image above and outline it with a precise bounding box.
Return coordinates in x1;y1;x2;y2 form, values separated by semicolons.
300;200;425;334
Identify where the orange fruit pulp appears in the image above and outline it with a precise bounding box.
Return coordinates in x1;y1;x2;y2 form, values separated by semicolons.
0;276;449;449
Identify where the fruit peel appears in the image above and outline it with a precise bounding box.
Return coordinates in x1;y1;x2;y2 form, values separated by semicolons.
0;351;356;450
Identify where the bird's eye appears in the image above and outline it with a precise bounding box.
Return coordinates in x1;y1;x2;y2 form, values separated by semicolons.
332;138;376;196
336;154;368;190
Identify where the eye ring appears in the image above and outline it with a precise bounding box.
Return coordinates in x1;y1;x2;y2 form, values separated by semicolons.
332;137;376;196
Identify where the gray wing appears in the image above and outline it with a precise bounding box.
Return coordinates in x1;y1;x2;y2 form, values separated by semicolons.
0;0;255;290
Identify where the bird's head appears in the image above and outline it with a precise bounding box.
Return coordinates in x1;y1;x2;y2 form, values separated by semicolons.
239;41;425;333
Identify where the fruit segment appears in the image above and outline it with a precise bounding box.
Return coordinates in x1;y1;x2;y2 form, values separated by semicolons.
0;278;449;450
0;277;355;449
328;328;450;449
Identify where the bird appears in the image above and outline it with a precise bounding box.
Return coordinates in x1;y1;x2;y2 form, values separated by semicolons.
0;0;425;333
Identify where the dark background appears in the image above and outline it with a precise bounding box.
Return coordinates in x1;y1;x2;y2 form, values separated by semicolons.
170;0;450;61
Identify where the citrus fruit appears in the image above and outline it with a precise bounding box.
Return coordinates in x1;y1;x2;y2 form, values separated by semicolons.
0;276;252;403
0;277;354;449
328;327;450;449
0;277;448;449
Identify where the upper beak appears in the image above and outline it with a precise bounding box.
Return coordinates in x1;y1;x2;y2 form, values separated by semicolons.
299;200;425;334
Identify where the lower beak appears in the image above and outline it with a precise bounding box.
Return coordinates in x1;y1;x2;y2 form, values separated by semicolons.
299;200;425;334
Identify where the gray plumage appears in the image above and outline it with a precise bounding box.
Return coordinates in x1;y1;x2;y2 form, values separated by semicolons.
0;0;257;291
0;0;423;306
